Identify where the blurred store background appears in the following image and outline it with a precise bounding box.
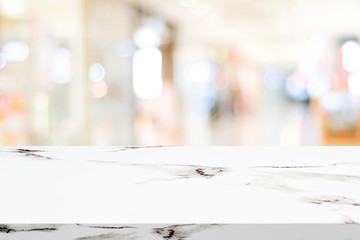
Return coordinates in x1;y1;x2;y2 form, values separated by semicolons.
1;0;360;146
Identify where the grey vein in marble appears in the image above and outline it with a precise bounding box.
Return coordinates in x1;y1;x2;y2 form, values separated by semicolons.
12;148;56;160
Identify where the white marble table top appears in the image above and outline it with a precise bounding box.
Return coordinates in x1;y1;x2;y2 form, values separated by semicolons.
1;146;360;224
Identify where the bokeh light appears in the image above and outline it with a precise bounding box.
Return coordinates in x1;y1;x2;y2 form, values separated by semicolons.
52;48;72;84
308;32;328;55
307;74;331;98
320;92;346;113
89;63;106;82
341;41;360;73
133;48;163;99
189;62;216;83
2;41;29;62
134;26;161;49
92;80;108;98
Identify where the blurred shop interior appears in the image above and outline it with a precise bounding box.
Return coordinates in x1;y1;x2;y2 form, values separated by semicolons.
1;0;360;146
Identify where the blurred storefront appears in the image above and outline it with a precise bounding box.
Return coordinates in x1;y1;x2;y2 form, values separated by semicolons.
0;0;86;145
1;0;360;146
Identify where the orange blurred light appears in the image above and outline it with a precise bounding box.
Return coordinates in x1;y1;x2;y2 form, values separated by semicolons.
92;80;108;98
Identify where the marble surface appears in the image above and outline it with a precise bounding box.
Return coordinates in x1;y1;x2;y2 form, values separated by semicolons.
1;146;360;224
1;224;360;240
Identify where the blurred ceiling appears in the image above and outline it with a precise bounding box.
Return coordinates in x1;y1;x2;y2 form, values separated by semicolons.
126;0;360;66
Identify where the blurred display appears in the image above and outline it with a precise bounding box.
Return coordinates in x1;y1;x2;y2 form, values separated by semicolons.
1;0;360;146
